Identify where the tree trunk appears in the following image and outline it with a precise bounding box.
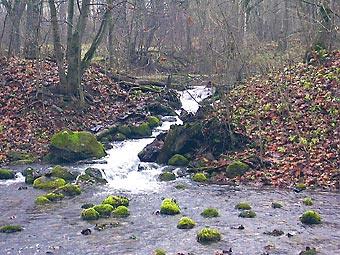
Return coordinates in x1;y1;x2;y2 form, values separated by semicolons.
24;0;41;59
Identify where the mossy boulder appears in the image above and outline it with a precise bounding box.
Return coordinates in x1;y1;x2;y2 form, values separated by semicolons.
147;116;161;128
235;202;252;210
168;154;189;166
159;172;176;182
300;210;321;224
113;132;126;141
117;125;131;136
197;228;221;243
303;197;313;206
33;176;66;190
160;198;180;215
130;123;152;138
85;167;104;179
77;173;108;185
7;151;35;164
239;210;256;218
93;204;114;217
225;161;250;178
0;225;23;233
154;248;166;255
295;183;307;190
177;217;196;229
102;195;129;208
272;202;283;209
81;208;100;221
148;102;176;116
54;184;81;196
51;165;77;181
35;196;51;205
192;173;208;182
201;208;219;218
49;130;106;163
0;169;15;180
45;192;65;201
112;206;130;218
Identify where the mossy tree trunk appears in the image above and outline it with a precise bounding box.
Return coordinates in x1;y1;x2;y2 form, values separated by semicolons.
48;0;113;104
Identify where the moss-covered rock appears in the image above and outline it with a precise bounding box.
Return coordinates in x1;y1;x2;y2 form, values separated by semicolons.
112;206;130;218
299;247;317;255
148;102;176;116
295;183;307;190
239;210;256;218
235;202;252;210
303;197;313;206
113;132;126;141
175;183;187;190
201;208;219;218
160;198;180;215
177;217;196;229
51;165;77;181
33;176;66;190
0;225;23;233
0;169;15;180
93;204;114;217
102;195;129;208
7;151;35;164
130;123;152;138
54;184;81;196
23;167;40;184
45;192;65;201
271;202;283;209
77;173;108;185
81;208;100;221
147;116;161;128
192;173;208;182
117;125;131;136
154;248;166;255
49;130;106;163
159;172;176;182
225;161;250;178
35;196;51;205
197;228;221;243
168;154;189;166
300;210;321;224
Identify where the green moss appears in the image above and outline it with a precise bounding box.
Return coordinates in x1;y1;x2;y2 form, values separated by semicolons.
51;165;77;181
154;248;166;255
54;184;81;196
159;172;176;181
0;169;15;180
295;183;306;190
33;176;66;190
102;195;129;208
8;151;35;162
81;208;100;221
192;173;208;182
197;228;221;243
300;210;321;224
112;206;130;218
271;202;283;209
239;210;256;218
235;202;252;210
130;123;152;137
35;196;51;205
147;116;161;128
160;198;180;215
50;130;106;160
225;161;250;178
168;154;189;166
201;208;219;218
93;204;114;217
117;125;131;136
0;225;23;233
303;197;313;206
114;132;126;141
44;192;64;201
177;217;196;229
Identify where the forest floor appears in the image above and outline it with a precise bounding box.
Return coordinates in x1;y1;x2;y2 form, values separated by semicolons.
0;51;339;190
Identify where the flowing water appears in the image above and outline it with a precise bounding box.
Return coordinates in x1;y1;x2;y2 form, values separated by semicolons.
0;87;339;255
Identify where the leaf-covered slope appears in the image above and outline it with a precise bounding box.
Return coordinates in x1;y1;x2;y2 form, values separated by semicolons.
220;51;339;189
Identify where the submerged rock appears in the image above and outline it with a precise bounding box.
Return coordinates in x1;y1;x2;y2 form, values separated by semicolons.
235;202;252;210
0;225;23;233
0;168;15;180
48;130;106;163
271;202;283;209
238;210;256;218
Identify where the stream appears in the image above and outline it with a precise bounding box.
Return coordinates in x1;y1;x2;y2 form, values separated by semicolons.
0;87;339;255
